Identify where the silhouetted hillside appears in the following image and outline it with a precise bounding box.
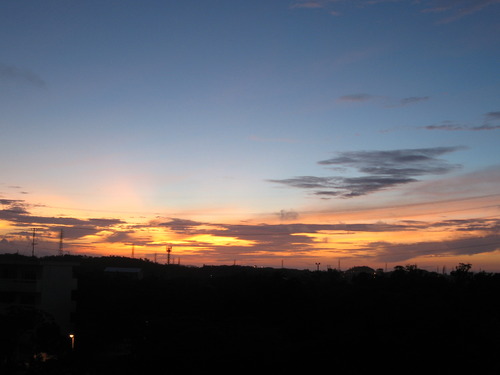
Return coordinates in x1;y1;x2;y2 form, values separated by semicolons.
2;254;500;374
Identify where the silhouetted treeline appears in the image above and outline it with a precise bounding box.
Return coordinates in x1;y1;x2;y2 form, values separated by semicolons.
2;254;500;374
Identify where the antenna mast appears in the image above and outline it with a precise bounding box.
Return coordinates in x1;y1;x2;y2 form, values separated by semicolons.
166;245;172;265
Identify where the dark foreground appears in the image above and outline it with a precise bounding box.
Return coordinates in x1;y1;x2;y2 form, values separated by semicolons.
2;256;500;374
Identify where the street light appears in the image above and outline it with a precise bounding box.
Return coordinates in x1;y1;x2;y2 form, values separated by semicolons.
69;334;75;350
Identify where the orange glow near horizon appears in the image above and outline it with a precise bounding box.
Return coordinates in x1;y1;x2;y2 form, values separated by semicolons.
1;190;499;271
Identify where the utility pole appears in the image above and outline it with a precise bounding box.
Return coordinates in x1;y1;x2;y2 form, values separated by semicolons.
31;228;37;257
132;244;135;258
315;262;321;271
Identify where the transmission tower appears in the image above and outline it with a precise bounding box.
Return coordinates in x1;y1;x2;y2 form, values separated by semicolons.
31;228;37;257
59;229;64;256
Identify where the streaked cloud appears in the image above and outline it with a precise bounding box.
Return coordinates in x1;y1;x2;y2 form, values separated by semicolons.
485;111;500;121
269;147;464;198
399;96;430;106
278;209;299;221
291;0;500;23
337;93;375;102
0;63;46;88
337;93;430;107
368;220;500;263
0;198;125;238
421;0;500;24
423;112;500;131
248;135;297;143
1;193;499;270
291;1;325;9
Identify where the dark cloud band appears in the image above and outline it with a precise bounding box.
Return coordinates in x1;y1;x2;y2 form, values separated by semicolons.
269;146;464;198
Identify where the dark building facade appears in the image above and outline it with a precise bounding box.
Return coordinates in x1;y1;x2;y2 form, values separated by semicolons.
0;257;78;335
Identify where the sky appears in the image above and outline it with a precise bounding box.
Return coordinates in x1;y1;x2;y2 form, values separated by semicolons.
1;0;500;272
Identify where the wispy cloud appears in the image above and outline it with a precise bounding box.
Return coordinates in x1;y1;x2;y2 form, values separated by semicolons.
423;111;500;131
0;198;125;240
291;0;500;23
368;219;500;262
278;209;299;221
399;96;430;106
248;135;297;143
337;93;430;107
337;93;375;102
291;1;325;9
485;111;500;122
425;124;500;131
422;0;500;24
0;63;46;88
269;147;464;198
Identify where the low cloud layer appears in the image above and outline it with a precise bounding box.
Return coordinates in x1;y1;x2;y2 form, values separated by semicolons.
269;147;464;198
0;198;126;248
1;195;499;268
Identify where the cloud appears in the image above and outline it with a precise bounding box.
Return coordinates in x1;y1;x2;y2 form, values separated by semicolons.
337;93;375;102
0;197;125;239
153;219;420;260
291;1;325;8
0;238;21;253
278;209;299;221
269;147;464;198
0;63;46;88
370;234;500;263
318;147;463;174
105;230;137;244
0;199;25;206
135;216;500;266
337;93;430;107
159;218;205;233
399;96;430;106
3;194;498;268
291;0;500;24
423;112;500;131
485;111;500;122
249;135;297;143
422;0;500;24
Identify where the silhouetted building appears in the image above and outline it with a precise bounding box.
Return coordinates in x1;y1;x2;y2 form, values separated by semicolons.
104;266;143;280
0;257;78;335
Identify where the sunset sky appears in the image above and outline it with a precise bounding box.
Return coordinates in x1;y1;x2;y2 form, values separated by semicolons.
1;0;499;271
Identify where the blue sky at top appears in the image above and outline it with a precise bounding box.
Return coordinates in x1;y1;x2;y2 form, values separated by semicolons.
1;0;499;269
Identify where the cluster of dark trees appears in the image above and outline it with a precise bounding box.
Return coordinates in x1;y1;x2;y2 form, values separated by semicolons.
3;254;500;374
